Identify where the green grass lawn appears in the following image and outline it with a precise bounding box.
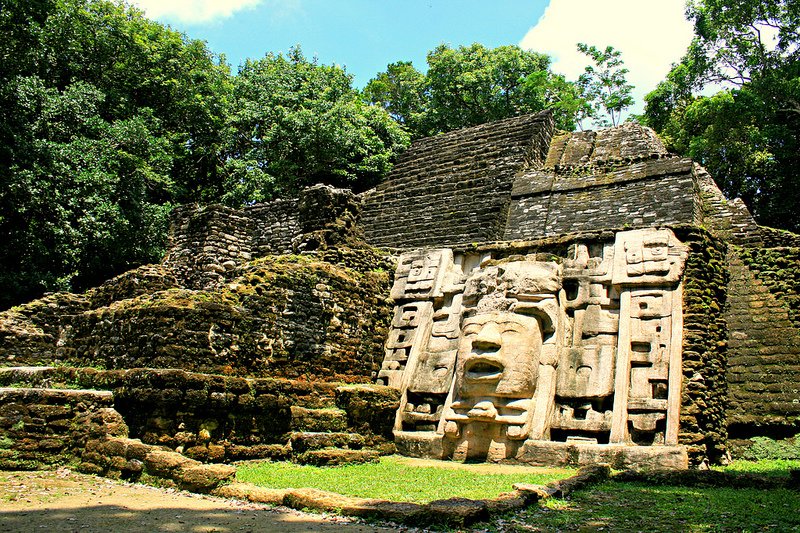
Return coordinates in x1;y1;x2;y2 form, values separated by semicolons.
235;455;575;504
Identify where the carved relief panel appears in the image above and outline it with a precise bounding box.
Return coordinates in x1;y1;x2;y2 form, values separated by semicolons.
552;243;618;443
379;229;688;462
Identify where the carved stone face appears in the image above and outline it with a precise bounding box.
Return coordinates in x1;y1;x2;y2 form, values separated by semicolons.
456;311;543;402
409;349;458;394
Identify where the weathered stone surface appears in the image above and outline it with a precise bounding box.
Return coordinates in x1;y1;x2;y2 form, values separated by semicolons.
177;463;236;492
294;448;379;466
212;483;287;504
144;449;193;477
425;498;489;526
290;407;349;433
77;436;235;492
0;367;394;462
335;384;401;440
725;245;800;435
0;250;394;382
516;441;688;470
394;431;444;459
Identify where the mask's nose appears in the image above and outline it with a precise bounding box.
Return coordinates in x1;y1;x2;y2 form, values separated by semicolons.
472;321;502;351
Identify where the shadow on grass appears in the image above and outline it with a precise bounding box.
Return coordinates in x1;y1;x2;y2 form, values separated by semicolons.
493;480;800;532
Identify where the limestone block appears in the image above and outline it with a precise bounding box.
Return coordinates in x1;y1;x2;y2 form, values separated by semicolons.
176;463;236;492
294;448;379;466
390;249;453;301
516;440;688;470
144;449;195;477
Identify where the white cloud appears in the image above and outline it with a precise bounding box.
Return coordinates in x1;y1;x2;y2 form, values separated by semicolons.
129;0;263;24
520;0;694;115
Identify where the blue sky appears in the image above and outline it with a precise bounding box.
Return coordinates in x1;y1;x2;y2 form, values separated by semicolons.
129;0;695;116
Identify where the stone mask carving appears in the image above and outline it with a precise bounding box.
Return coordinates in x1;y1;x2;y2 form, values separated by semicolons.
457;311;543;399
444;260;561;450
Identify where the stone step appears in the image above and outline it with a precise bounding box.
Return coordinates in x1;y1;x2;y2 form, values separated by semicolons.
289;431;365;453
293;448;380;467
289;406;348;433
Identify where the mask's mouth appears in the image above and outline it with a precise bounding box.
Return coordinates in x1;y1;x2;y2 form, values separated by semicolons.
464;357;504;382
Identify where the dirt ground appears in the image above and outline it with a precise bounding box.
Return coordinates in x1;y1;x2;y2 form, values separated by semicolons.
0;469;396;533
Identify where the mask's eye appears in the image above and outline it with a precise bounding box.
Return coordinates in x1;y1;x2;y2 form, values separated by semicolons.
462;324;482;336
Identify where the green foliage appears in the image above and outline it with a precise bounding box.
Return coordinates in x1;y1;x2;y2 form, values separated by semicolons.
576;43;635;128
364;43;586;138
236;456;574;503
220;47;410;205
361;61;430;137
0;0;230;307
642;0;800;232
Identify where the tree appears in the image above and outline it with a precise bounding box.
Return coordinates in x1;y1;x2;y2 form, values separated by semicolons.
220;47;410;206
365;43;587;139
642;0;799;231
576;43;635;128
0;0;231;307
362;61;431;138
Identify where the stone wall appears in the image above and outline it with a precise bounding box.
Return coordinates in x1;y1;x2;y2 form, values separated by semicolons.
0;383;236;490
725;245;800;436
0;367;400;463
0;387;126;469
247;197;300;256
675;227;730;464
695;165;763;247
164;204;255;290
0;292;91;366
694;160;800;439
360;118;704;249
760;226;800;249
163;185;363;290
506;159;699;240
361;112;554;249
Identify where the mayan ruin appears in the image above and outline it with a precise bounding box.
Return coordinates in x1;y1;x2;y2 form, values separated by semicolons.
1;110;797;490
